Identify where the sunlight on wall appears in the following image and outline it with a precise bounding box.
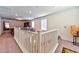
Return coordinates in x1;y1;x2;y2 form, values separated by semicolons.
32;20;35;28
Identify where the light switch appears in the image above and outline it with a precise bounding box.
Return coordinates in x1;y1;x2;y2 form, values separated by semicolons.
64;26;67;29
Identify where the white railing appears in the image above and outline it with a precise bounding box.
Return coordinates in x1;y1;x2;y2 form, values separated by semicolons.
14;27;58;53
14;27;38;53
37;29;59;53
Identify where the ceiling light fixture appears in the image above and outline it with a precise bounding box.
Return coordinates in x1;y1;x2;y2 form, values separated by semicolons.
29;10;32;14
15;14;18;16
53;6;56;8
16;18;22;20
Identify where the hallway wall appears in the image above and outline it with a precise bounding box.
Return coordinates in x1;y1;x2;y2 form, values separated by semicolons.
0;17;3;35
34;18;41;31
47;7;79;41
34;7;79;41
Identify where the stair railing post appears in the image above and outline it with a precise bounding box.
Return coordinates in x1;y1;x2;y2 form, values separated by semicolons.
37;31;41;53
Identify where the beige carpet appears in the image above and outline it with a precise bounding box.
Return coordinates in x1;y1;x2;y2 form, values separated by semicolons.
0;31;22;53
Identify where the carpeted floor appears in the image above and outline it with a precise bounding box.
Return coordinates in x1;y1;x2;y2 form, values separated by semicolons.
0;31;22;53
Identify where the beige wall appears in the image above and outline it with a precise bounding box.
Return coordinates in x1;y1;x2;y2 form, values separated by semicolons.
34;7;79;41
34;19;41;31
0;17;3;35
47;7;79;41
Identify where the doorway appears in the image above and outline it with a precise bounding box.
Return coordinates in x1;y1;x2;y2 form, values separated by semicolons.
3;21;10;31
3;21;14;35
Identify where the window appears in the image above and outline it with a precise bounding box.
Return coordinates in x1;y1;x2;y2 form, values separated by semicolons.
32;20;35;28
5;22;9;28
41;19;47;31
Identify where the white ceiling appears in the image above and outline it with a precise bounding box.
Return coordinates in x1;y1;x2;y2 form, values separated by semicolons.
0;6;73;20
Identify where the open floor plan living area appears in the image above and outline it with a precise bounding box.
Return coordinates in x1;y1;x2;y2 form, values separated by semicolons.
0;6;79;53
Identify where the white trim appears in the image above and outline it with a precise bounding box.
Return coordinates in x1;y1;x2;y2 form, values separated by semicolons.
50;43;59;53
41;29;59;34
14;37;29;53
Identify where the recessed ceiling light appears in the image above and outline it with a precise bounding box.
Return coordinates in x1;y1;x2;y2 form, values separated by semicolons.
15;14;18;16
53;6;56;8
29;10;32;14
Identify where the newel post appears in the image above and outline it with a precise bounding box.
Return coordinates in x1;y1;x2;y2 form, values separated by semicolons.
37;31;41;53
